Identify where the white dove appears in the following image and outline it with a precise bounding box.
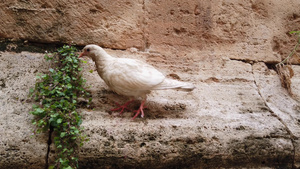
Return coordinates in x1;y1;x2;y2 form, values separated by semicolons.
79;44;195;119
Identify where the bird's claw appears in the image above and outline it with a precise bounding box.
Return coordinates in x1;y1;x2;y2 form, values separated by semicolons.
110;106;128;115
110;100;133;115
131;105;146;120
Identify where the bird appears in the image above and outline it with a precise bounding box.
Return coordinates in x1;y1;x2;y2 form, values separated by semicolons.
79;44;195;119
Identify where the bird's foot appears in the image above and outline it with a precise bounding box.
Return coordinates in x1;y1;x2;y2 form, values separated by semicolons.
110;100;134;115
131;101;146;120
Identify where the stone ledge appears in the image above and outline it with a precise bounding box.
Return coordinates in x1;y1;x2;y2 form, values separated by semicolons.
0;50;299;168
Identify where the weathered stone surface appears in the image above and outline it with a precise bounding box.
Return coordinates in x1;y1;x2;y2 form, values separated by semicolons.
0;52;50;169
253;62;300;168
1;49;299;168
0;0;145;49
144;0;300;63
1;0;300;63
253;62;300;138
1;0;300;168
291;65;300;101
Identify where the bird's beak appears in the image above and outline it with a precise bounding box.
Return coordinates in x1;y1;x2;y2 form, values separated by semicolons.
78;51;86;58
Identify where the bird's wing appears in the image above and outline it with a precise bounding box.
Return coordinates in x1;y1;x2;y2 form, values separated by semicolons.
152;78;195;91
102;58;165;92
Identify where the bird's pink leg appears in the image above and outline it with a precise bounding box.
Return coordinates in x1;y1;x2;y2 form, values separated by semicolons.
111;100;134;115
132;99;146;120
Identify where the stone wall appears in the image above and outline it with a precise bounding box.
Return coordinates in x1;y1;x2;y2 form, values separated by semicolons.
1;0;300;168
1;0;300;62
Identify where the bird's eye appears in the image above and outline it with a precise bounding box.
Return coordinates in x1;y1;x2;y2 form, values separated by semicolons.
86;48;90;52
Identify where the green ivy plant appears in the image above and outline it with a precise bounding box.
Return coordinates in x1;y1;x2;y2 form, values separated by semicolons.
29;45;91;169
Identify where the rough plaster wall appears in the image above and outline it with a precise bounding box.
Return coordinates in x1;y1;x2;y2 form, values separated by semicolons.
0;0;145;49
0;0;300;168
0;52;50;168
1;0;300;62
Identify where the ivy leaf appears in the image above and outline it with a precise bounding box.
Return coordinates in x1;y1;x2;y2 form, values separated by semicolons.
36;108;44;113
63;148;68;153
66;83;72;89
289;30;300;35
29;88;35;97
60;132;66;137
41;74;48;79
57;118;63;124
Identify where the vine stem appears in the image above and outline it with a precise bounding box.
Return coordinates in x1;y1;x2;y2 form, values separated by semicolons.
276;36;300;66
45;126;54;169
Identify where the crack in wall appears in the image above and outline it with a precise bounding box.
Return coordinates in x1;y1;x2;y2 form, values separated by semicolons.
45;126;53;169
250;63;297;168
141;0;150;52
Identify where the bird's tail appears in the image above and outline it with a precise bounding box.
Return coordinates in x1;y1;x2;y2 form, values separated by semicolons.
152;78;195;91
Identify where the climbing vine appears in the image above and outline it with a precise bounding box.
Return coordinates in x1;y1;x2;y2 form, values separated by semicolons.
29;45;91;169
276;31;300;95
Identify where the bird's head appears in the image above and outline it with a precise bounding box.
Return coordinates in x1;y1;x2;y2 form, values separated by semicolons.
79;44;106;61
